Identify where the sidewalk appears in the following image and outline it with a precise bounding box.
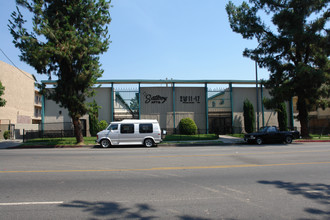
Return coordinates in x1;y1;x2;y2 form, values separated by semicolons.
0;139;23;149
219;135;244;144
2;136;327;149
160;135;244;147
0;136;244;149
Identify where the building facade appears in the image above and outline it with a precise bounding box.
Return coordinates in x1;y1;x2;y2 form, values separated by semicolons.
42;80;302;135
0;61;41;138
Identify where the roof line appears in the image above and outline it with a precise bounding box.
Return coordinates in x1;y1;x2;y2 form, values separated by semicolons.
41;79;262;85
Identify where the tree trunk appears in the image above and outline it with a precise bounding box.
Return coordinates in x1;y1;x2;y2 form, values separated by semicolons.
297;96;309;138
72;116;84;144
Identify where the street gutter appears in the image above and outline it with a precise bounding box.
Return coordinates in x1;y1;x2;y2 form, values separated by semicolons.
5;139;330;149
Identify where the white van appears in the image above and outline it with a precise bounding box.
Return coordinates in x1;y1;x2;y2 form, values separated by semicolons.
96;119;164;148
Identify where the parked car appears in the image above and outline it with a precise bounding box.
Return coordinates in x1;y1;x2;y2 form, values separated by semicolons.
244;126;300;145
96;119;164;148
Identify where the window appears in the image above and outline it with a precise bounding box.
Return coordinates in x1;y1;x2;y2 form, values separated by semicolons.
139;124;153;133
267;127;276;132
120;124;134;134
108;124;118;131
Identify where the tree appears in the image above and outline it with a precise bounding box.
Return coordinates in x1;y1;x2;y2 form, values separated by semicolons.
277;102;288;131
243;99;255;133
263;98;288;131
226;0;329;137
0;81;6;107
88;100;101;136
9;0;111;143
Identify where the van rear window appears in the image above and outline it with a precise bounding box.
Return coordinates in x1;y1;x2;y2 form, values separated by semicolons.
120;124;134;134
139;124;153;133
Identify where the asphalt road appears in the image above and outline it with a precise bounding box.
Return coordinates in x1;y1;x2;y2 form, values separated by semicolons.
0;142;329;219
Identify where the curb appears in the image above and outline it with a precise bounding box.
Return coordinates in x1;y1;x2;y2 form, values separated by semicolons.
9;145;95;149
9;142;242;149
159;142;240;147
5;140;330;149
295;140;330;143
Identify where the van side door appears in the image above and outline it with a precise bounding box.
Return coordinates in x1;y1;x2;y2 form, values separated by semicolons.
119;123;137;145
108;124;119;145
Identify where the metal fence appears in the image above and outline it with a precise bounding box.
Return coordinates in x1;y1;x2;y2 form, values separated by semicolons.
23;129;89;142
22;122;88;142
13;123;330;143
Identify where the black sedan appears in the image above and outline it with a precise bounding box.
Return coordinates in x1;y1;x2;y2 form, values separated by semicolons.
244;126;300;145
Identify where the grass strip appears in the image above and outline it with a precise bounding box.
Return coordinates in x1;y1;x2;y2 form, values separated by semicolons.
23;137;97;146
163;134;218;141
227;133;330;140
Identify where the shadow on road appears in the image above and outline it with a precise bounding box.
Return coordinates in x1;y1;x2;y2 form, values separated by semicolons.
258;180;330;219
60;200;211;220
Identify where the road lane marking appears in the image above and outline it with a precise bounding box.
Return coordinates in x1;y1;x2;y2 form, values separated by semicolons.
0;161;330;173
0;201;63;206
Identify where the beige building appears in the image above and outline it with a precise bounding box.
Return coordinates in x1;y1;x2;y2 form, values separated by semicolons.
41;80;330;136
292;96;330;134
0;61;41;138
41;80;284;134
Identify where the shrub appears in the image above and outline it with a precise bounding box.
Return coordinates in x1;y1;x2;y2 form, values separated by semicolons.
243;99;255;133
3;130;10;140
98;120;108;131
179;118;197;135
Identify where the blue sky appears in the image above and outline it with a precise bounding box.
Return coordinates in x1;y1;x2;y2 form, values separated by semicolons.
0;0;270;83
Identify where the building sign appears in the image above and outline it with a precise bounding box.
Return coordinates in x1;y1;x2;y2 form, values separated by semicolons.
180;96;200;104
144;92;168;104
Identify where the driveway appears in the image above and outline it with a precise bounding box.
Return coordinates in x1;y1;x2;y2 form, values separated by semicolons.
0;140;22;149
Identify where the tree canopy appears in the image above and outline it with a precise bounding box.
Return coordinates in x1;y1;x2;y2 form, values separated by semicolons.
226;0;329;137
9;0;111;143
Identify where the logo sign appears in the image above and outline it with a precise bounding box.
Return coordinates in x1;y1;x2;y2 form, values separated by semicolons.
180;96;200;104
144;92;168;104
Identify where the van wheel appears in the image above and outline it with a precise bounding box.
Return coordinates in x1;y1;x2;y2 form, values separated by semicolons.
100;139;111;148
144;139;154;148
256;137;263;145
285;136;292;144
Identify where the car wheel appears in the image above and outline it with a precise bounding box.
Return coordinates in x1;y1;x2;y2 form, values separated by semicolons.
100;139;111;148
285;136;293;144
144;138;154;147
256;137;263;145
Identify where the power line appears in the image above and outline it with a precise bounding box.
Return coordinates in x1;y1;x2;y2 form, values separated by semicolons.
0;48;36;81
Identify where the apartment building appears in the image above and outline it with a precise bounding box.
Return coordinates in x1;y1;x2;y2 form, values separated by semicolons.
0;61;41;138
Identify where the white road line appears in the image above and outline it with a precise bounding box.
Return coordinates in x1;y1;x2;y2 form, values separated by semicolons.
0;201;64;206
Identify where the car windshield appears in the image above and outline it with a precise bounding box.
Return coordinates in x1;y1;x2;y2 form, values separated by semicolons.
267;127;276;132
259;127;268;132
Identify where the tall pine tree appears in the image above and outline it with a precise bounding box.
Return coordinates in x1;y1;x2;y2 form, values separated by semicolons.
9;0;111;143
226;0;329;137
